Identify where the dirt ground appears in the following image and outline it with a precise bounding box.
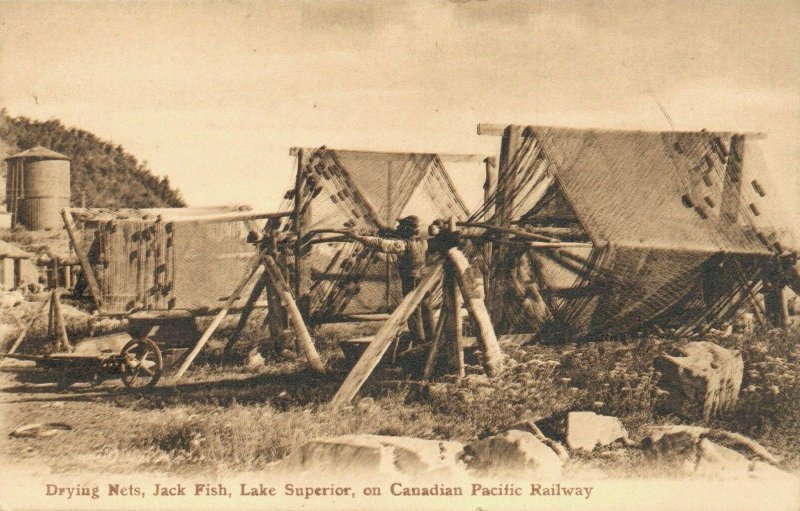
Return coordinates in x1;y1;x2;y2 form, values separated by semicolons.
1;326;799;480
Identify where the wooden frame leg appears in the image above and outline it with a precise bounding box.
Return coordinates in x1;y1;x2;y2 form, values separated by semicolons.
172;251;265;382
52;291;72;352
448;248;503;377
422;298;448;382
262;255;325;373
223;273;268;356
331;261;443;409
5;295;50;355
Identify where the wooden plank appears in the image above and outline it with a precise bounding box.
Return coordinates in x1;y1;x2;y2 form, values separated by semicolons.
262;254;325;373
61;209;103;310
6;296;50;355
330;260;443;410
477;123;508;136
436;153;494;163
447;248;503;376
172;252;264;382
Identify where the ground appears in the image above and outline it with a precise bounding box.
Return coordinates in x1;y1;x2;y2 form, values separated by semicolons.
1;322;799;478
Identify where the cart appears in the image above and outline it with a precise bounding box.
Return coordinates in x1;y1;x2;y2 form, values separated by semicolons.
35;206;323;388
1;334;163;389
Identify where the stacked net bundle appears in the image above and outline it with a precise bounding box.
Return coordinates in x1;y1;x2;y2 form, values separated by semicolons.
472;126;779;340
72;211;261;315
286;148;470;321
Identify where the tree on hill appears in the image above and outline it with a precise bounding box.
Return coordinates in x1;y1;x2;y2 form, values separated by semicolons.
0;109;186;208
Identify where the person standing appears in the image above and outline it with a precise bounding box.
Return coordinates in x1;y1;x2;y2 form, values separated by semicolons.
348;215;434;344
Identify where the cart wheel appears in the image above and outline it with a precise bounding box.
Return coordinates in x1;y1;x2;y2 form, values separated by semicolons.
120;337;163;389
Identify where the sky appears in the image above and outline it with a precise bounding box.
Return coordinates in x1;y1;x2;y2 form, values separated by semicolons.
0;0;798;236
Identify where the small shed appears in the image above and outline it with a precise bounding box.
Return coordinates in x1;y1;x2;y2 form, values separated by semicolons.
0;240;33;290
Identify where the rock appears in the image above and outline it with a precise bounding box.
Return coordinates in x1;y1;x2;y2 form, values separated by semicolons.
273;435;467;478
565;411;629;451
509;420;569;461
734;312;755;333
694;438;751;478
10;422;72;438
355;397;377;412
246;347;265;369
462;429;562;479
655;341;743;421
642;425;791;480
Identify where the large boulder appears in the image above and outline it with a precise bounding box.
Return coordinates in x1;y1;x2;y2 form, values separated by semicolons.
462;429;562;479
642;425;793;481
272;434;467;479
655;341;743;421
565;411;629;451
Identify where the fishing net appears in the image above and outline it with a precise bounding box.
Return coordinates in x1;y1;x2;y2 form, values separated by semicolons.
473;126;780;340
287;148;471;320
71;208;261;315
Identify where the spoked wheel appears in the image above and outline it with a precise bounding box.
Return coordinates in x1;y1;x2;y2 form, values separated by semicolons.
120;337;163;389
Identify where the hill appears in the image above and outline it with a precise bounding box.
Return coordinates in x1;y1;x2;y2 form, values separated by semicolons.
0;109;186;208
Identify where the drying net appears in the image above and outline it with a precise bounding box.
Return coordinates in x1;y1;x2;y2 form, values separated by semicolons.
72;208;261;315
284;148;470;321
467;126;780;340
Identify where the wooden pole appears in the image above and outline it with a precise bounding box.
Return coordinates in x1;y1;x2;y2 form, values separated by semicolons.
5;296;50;355
491;126;524;332
47;291;56;337
264;272;289;351
764;283;788;328
164;210;293;225
447;248;503;376
61;209;103;310
262;254;325;373
330;261;443;410
293;149;312;318
172;252;264;382
422;305;448;382
482;157;497;315
222;273;268;356
52;290;72;352
443;260;464;378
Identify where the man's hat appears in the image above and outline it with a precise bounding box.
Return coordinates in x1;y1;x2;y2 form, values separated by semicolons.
398;215;420;228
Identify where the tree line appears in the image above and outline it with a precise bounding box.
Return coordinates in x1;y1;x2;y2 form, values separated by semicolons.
0;109;186;208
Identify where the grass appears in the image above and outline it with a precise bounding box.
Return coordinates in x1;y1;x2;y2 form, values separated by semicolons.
2;321;800;476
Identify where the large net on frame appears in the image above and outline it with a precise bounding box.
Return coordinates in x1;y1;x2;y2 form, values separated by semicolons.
284;148;470;321
466;126;785;340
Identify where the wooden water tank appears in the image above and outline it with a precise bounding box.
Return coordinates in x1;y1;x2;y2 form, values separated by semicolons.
4;146;71;230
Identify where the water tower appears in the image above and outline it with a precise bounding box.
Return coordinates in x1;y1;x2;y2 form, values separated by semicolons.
4;146;71;230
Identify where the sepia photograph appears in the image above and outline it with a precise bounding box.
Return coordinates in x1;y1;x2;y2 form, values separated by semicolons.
0;1;799;510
